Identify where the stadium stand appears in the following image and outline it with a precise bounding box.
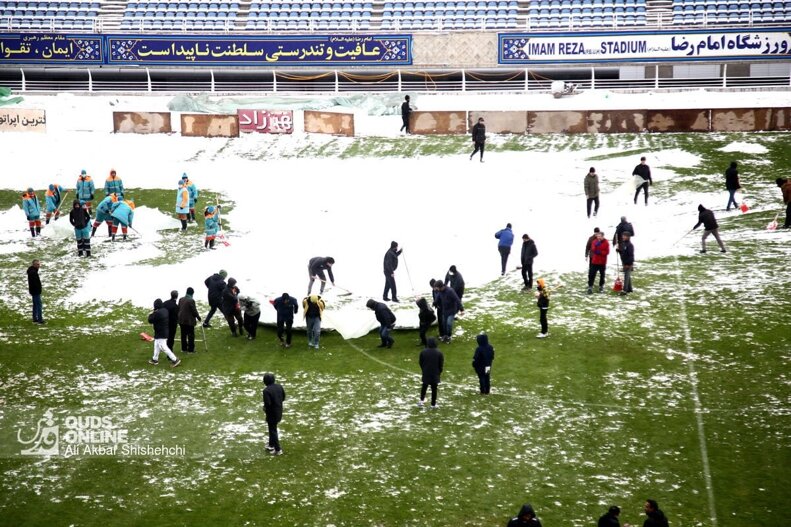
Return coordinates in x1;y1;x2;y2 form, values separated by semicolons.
0;0;788;32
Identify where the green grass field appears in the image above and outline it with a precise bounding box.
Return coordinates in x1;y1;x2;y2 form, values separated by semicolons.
0;133;789;527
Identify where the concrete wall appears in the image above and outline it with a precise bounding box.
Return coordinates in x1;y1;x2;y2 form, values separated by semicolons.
586;110;646;133
469;111;527;134
113;111;172;134
304;110;355;136
0;108;46;133
646;110;710;132
412;111;467;134
180;114;239;137
413;32;498;67
711;107;791;132
528;111;587;133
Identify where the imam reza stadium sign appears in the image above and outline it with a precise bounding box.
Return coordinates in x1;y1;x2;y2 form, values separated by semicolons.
499;28;791;64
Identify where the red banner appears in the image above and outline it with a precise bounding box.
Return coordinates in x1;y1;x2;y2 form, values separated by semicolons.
237;109;294;134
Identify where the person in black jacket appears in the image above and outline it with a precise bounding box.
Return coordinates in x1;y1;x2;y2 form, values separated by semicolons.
383;241;402;302
435;280;462;343
536;278;550;338
147;299;181;367
597;506;623;527
26;259;44;324
262;372;286;455
273;293;299;348
693;204;726;253
162;290;179;353
430;279;446;339
177;287;201;353
472;333;494;395
307;256;335;295
444;265;465;310
400;94;413;134
613;216;634;246
366;299;396;348
520;234;538;290
642;499;669;527
221;278;244;337
632;156;653;205
415;297;436;346
724;160;741;211
202;269;227;327
469;117;486;162
69;199;92;257
506;503;543;527
418;337;444;409
619;231;635;294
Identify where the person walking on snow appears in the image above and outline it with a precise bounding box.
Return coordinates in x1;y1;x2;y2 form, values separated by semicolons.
262;372;286;456
520;234;538;290
44;183;66;224
366;299;396;348
619;231;635;294
75;169;95;215
469;117;486;162
416;297;436;346
221;278;244;337
181;173;199;222
587;230;610;293
162;290;179;353
435;280;462;343
400;94;413;134
307;256;335;295
472;333;494;395
177;287;201;353
68;199;92;257
104;169;124;199
536;278;550;338
444;265;465;310
175;179;190;231
147;299;181;368
238;294;261;340
273;293;298;348
693;204;726;253
109;198;135;241
776;177;791;228
303;294;325;349
91;193;118;238
585;166;601;218
418;337;444;409
203;206;219;249
22;188;42;238
632;156;653;205
27;259;44;324
202;269;227;327
383;241;402;302
495;223;515;276
725;161;741;211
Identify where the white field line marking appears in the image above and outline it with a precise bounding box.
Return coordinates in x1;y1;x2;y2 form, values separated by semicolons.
673;255;718;527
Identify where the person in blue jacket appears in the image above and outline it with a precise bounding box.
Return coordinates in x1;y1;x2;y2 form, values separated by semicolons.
91;193;118;237
204;205;219;249
110;199;135;241
175;179;190;231
104;169;124;198
75;169;95;214
44;183;67;224
22;188;42;238
472;333;494;395
182;173;199;222
494;222;514;276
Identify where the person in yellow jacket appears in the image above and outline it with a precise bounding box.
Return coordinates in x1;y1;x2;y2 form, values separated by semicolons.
175;179;190;231
302;295;325;349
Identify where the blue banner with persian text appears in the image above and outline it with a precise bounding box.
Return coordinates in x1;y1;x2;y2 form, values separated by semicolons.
0;33;411;66
499;28;791;64
0;34;103;64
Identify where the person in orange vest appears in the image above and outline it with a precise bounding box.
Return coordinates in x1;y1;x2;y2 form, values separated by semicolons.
104;169;124;199
22;188;42;237
109;199;135;242
44;183;67;224
176;179;190;231
76;169;95;214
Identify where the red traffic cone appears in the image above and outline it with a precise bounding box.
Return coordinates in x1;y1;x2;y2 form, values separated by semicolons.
740;201;749;213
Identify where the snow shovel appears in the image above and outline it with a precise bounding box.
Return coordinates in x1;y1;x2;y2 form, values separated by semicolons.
199;323;208;352
767;213;779;231
215;201;231;247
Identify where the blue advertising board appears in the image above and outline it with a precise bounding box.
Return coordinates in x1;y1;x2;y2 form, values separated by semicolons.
0;33;411;66
500;28;791;64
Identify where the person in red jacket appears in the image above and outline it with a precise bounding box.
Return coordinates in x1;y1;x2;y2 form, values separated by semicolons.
587;230;610;294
